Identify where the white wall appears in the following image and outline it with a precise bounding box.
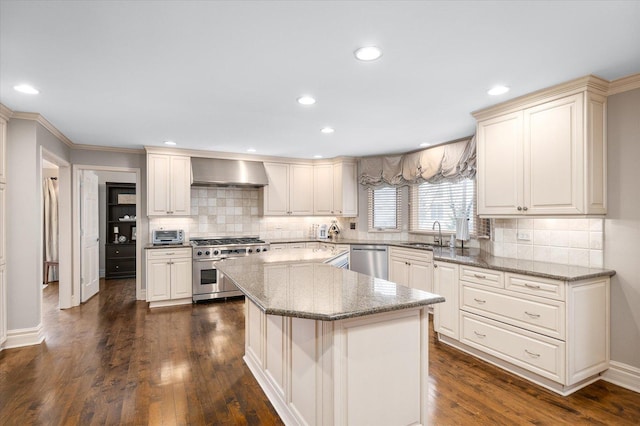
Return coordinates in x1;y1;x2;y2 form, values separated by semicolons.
6;119;71;332
605;87;640;369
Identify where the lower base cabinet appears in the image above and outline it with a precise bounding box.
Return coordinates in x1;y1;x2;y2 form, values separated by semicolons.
245;299;430;426
145;247;192;308
434;262;610;395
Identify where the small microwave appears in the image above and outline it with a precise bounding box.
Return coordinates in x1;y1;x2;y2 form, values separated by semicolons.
152;229;185;245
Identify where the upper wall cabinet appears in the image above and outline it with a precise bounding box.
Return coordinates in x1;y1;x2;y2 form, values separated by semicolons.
313;161;358;216
147;154;191;216
474;76;608;217
263;162;314;215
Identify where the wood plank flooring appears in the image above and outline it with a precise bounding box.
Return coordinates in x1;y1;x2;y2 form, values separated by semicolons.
1;278;639;425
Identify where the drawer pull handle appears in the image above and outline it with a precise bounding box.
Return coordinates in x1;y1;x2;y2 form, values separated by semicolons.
524;283;541;289
115;250;120;254
525;311;540;318
473;331;486;338
166;252;175;255
474;273;487;279
473;298;487;304
525;349;541;358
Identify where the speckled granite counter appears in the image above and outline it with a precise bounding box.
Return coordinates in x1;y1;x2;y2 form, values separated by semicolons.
215;248;445;321
266;238;615;282
144;243;192;250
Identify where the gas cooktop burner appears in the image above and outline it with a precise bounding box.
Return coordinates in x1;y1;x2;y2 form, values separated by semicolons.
191;237;265;246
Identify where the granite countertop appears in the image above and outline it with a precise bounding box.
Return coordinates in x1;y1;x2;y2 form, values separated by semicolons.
144;243;192;250
265;238;616;282
215;248;445;321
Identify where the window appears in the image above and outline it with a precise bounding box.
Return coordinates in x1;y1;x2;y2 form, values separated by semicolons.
368;187;401;231
410;178;489;237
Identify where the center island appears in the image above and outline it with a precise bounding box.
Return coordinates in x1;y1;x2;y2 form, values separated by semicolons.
215;248;444;426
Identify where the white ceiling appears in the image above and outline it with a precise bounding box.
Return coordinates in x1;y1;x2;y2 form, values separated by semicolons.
1;1;639;159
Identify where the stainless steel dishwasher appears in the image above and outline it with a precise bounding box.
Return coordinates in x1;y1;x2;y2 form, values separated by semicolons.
349;245;388;279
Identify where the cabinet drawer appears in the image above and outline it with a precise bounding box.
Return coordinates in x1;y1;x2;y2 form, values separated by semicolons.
106;244;136;258
460;266;503;288
506;273;565;301
106;258;136;275
461;284;565;340
146;248;191;260
389;247;433;263
461;312;565;383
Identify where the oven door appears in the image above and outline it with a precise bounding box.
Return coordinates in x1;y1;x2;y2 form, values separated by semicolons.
192;258;242;301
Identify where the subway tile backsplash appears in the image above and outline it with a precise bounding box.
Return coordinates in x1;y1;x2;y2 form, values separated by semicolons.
149;187;335;241
487;218;604;268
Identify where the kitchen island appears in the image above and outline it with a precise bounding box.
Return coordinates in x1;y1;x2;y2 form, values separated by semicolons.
216;248;444;426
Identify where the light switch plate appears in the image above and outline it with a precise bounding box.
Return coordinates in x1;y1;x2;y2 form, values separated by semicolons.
517;232;531;241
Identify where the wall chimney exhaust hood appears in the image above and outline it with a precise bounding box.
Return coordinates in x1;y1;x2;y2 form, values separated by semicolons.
191;157;269;187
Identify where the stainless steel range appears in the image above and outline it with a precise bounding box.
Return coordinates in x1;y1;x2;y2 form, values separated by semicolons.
191;236;270;301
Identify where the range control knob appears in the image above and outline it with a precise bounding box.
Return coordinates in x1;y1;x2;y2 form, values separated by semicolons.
248;249;253;253
205;251;210;256
197;251;203;256
213;250;220;256
262;247;268;252
256;248;261;253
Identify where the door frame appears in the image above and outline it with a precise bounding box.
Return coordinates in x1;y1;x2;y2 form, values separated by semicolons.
70;164;142;307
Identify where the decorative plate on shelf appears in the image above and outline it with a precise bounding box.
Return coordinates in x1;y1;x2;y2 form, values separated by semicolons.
118;235;128;243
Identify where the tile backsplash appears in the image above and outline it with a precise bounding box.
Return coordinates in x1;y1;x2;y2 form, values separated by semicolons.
149;187;335;240
486;218;604;268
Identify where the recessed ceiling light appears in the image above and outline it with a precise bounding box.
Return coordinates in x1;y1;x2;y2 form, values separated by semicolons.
354;46;383;61
488;85;510;96
313;155;323;159
419;142;431;147
297;95;316;105
320;127;335;134
14;84;39;94
247;148;256;153
164;140;176;146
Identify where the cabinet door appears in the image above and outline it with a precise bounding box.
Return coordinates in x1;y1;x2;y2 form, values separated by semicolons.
0;263;6;346
335;162;358;216
290;164;314;215
477;111;524;215
170;257;193;299
0;185;5;265
409;259;433;293
169;156;191;215
433;261;459;340
146;259;171;301
313;164;334;215
389;255;410;288
524;94;583;215
264;163;290;215
147;154;171;215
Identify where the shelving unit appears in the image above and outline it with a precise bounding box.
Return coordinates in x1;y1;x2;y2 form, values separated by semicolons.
105;182;136;279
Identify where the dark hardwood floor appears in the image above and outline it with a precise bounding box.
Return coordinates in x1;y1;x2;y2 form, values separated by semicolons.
1;279;638;425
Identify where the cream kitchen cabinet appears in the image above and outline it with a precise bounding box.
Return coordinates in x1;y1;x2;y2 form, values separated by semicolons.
388;247;433;293
313;161;358;216
433;261;459;340
147;154;191;216
436;261;610;395
0;185;5;266
270;242;306;250
263;162;313;215
145;248;192;308
0;264;6;349
474;76;607;216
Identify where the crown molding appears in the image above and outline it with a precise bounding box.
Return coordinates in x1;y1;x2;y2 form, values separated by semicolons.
0;103;13;120
10;111;75;148
608;73;640;96
72;143;145;154
472;74;610;120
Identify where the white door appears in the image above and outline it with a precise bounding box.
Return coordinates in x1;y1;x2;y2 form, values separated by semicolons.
81;170;100;302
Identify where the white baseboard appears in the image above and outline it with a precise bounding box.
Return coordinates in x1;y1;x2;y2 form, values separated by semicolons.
138;289;146;300
602;361;640;394
4;324;45;349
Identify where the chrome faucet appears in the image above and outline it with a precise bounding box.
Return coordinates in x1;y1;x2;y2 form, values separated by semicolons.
432;221;442;246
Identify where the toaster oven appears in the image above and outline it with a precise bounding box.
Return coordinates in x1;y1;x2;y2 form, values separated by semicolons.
152;229;185;245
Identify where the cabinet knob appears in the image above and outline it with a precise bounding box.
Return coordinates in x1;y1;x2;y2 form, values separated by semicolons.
523;206;528;211
115;266;119;269
115;250;120;254
517;206;523;211
434;264;438;269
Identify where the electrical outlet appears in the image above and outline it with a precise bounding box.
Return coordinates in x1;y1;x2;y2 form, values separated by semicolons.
350;222;356;230
517;232;531;241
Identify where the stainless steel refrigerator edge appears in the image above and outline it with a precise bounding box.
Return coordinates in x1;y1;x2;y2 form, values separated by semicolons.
349;245;388;280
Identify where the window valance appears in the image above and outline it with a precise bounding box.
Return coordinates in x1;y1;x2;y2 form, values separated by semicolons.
359;136;476;187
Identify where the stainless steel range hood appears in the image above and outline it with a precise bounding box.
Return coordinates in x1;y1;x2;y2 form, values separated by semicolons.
191;157;269;187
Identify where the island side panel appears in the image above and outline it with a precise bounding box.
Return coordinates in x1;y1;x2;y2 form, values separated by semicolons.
333;307;429;426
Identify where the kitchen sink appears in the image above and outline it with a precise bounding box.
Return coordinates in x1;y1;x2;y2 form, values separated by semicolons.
403;242;439;248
